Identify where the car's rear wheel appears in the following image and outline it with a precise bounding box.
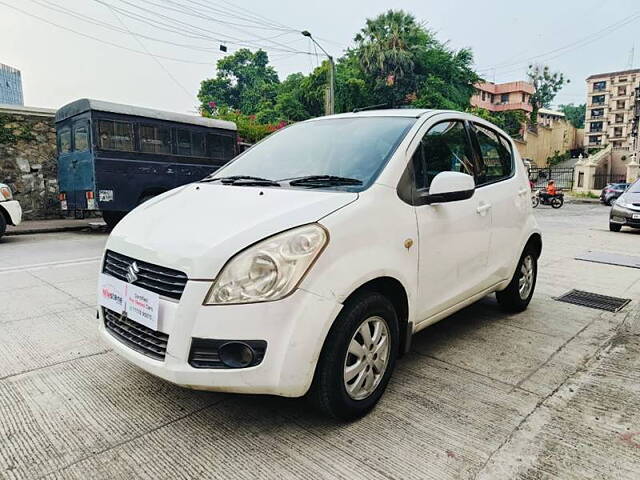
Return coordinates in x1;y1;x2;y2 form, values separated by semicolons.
496;248;537;312
309;292;399;421
102;211;126;230
606;197;615;206
609;222;622;232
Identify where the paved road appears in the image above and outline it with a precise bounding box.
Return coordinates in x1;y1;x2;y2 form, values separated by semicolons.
1;204;639;479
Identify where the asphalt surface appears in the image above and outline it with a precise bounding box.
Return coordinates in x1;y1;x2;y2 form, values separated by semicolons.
0;203;639;479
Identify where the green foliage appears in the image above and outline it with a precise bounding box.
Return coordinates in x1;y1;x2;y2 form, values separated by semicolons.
527;64;568;124
197;10;481;134
467;107;525;137
0;114;35;145
546;150;570;166
204;106;286;143
558;103;586;129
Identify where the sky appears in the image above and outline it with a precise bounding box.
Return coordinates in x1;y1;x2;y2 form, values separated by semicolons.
1;0;639;114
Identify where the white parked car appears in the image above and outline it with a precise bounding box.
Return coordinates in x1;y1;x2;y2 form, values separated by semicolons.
0;183;22;239
98;109;541;420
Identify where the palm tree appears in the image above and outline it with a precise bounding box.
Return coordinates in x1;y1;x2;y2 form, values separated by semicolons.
354;10;430;105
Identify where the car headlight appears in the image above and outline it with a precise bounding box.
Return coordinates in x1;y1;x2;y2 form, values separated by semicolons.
0;185;12;201
205;224;328;305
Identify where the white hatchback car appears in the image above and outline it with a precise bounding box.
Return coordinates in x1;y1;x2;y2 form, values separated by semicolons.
0;183;22;239
98;109;541;420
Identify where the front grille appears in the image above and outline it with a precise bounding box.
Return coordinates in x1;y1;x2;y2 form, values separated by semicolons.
555;290;631;313
189;338;267;369
104;307;169;360
103;250;188;300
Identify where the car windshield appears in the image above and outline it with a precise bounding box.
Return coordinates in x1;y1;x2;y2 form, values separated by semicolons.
629;180;640;193
208;116;416;191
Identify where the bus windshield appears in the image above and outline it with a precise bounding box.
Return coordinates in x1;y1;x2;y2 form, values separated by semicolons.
209;116;416;191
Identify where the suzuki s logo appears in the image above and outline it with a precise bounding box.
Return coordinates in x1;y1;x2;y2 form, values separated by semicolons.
126;262;140;283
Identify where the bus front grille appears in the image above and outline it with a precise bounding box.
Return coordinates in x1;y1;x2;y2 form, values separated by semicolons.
103;250;188;300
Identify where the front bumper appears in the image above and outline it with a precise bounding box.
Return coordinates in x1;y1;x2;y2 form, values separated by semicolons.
610;205;640;228
99;281;343;397
0;200;22;226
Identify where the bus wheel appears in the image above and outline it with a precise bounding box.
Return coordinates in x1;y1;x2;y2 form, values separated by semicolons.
102;211;126;230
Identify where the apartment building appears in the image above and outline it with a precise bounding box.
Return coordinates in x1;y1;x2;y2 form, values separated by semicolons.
0;63;23;105
584;68;640;150
470;81;534;113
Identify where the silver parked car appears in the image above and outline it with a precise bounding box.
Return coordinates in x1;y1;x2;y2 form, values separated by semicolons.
609;179;640;232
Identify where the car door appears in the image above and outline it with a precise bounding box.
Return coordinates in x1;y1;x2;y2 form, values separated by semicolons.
411;117;492;323
469;122;527;283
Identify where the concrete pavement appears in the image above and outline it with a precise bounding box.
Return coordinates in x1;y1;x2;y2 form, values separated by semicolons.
0;203;639;479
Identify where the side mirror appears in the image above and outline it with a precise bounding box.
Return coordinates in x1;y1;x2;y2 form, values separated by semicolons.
422;171;475;205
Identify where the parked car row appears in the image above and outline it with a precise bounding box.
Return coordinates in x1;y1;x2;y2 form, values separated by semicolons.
0;183;22;240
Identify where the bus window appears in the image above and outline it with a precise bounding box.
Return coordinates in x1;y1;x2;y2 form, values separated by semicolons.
73;122;89;152
192;132;206;157
98;120;133;151
140;124;171;154
207;133;235;159
175;129;191;156
58;126;71;154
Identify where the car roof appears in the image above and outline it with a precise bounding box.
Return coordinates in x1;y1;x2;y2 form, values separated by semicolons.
315;108;435;119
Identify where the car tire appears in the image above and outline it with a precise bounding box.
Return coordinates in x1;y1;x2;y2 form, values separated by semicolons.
308;292;399;421
102;211;126;230
609;222;622;232
496;248;537;313
0;212;6;239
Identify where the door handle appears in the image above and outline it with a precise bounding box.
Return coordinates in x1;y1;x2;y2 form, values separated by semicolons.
476;203;492;215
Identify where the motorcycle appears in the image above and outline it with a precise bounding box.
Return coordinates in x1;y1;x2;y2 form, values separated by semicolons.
532;189;564;209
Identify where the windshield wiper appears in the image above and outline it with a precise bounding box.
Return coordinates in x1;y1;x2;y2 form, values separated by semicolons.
201;175;281;187
287;175;363;187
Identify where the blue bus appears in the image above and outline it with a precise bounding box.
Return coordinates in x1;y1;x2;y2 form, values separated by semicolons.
56;99;237;227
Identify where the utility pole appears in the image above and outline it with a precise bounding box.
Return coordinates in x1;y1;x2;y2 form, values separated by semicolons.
301;30;335;115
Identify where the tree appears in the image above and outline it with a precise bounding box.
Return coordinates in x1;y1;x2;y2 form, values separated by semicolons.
527;64;568;124
558;103;586;129
198;49;279;115
351;10;478;110
467;107;526;137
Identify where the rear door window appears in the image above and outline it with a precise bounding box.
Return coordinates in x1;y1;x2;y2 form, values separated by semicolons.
58;126;71;154
472;123;513;185
73;122;89;152
98;120;134;151
176;129;192;156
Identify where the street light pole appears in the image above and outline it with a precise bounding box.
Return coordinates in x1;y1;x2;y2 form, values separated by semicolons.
301;30;335;115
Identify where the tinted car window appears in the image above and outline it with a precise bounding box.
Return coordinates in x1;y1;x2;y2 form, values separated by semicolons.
473;124;513;185
176;129;192;156
411;120;474;191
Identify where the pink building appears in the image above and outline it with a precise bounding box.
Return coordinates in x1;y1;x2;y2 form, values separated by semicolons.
470;81;535;113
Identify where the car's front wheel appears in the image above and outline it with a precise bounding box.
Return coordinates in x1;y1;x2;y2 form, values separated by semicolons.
496;248;537;312
609;222;622;232
0;212;6;239
309;292;399;421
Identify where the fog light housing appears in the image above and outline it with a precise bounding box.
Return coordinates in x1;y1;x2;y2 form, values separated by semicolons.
219;342;255;368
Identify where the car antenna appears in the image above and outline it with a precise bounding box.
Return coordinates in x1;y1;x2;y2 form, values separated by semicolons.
352;103;389;113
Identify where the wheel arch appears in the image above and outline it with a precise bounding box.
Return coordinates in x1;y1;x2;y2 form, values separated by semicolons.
340;276;410;357
525;232;542;259
0;204;12;226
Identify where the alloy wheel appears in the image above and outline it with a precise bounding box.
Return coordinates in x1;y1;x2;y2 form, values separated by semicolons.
343;316;390;400
518;255;535;300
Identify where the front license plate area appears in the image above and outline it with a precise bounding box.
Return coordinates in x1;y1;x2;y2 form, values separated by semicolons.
98;273;160;330
632;214;640;220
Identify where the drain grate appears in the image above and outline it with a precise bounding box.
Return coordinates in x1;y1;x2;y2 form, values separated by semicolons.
555;289;631;312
